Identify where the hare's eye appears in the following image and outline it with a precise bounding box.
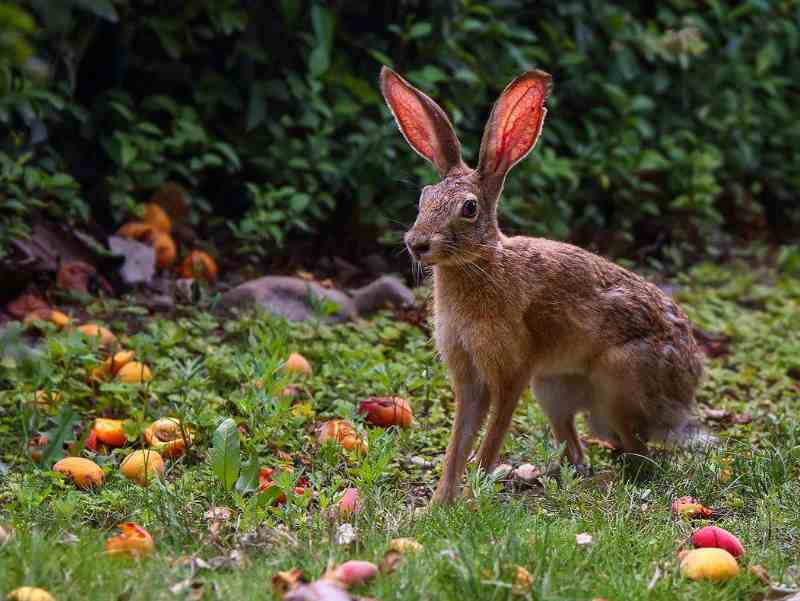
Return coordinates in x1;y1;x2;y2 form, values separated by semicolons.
461;199;478;219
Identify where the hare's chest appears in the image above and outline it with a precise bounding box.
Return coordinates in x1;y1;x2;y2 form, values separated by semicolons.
433;297;529;382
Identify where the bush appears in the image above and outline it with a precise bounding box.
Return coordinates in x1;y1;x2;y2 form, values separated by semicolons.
1;0;798;263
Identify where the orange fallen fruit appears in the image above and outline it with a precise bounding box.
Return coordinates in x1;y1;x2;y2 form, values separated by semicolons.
103;350;135;376
77;324;116;347
152;231;177;269
116;362;153;384
117;221;176;268
671;496;713;519
120;449;165;486
28;435;48;462
680;547;739;581
358;396;413;428
337;487;361;516
144;418;191;458
106;522;154;558
6;587;56;601
284;352;312;376
143;202;171;233
53;457;105;489
93;418;128;447
178;250;218;283
316;420;368;454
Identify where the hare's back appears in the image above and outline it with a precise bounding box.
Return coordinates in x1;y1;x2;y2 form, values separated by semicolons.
506;236;696;353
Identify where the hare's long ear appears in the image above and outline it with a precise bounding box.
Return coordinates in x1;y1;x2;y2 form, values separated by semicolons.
477;70;551;200
380;66;466;178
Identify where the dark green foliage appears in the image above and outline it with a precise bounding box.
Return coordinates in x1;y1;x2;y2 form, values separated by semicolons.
1;1;798;260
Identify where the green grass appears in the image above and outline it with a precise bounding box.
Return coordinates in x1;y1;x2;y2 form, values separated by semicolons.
1;259;799;600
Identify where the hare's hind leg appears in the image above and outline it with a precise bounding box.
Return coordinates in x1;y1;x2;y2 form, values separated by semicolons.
589;341;656;457
532;374;592;467
433;357;490;505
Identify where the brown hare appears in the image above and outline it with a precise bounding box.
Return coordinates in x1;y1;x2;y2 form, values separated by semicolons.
379;66;704;504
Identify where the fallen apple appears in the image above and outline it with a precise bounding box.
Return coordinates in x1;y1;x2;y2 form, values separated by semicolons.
117;221;155;240
120;449;165;486
117;221;176;268
28;435;48;462
178;250;218;283
143;202;172;233
358;396;413;428
680;547;739;581
93;418;128;447
77;323;116;347
284;352;312;376
316;420;368;454
6;587;55;601
337;488;361;517
48;310;71;329
24;309;70;330
671;496;713;518
512;565;533;596
691;526;744;558
116;362;153;384
102;350;136;376
53;456;105;489
327;560;378;587
144;418;191;458
106;522;154;558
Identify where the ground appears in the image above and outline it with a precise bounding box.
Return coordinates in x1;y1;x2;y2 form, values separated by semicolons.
0;259;799;600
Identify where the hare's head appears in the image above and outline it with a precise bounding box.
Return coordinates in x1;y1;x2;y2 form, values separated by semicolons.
380;67;551;266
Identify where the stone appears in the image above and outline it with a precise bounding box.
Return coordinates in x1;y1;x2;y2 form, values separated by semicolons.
351;275;414;315
219;276;357;322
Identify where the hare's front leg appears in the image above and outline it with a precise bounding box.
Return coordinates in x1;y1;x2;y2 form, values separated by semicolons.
432;359;489;505
475;376;530;471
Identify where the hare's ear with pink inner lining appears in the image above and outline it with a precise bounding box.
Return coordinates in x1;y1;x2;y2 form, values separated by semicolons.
477;70;551;200
380;66;466;178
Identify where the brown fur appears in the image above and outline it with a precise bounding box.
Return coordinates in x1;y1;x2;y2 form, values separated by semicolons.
380;67;703;504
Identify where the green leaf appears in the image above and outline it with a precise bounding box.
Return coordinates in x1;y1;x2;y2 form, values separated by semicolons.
235;460;260;493
408;22;432;39
41;405;80;467
309;4;335;78
210;418;240;491
72;0;118;22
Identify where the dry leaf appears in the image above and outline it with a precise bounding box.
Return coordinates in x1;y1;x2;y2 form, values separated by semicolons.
749;564;771;585
7;293;49;319
380;550;404;574
272;569;306;596
389;538;423;553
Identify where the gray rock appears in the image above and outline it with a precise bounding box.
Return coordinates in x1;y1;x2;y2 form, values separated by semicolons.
352;275;414;315
219;276;357;323
108;236;155;285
